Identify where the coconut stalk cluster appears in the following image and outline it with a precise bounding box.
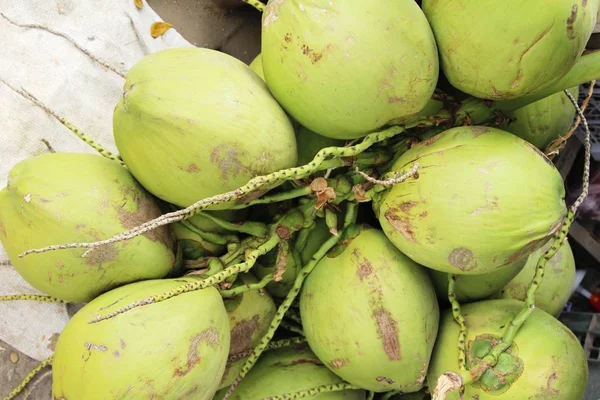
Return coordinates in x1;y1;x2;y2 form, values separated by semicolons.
1;0;599;399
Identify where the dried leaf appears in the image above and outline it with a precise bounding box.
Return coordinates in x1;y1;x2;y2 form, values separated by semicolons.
150;22;173;38
134;0;144;9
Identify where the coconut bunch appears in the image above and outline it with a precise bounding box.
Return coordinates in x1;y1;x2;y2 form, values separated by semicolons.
1;0;599;399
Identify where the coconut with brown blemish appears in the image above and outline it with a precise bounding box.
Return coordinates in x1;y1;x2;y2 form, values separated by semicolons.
375;126;567;275
214;343;366;399
427;299;588;399
113;47;297;210
422;0;599;99
217;273;277;389
299;225;439;393
261;0;439;139
51;277;230;400
0;153;175;303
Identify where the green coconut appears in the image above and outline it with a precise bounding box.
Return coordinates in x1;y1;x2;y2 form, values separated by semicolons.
215;343;366;399
0;153;175;303
249;53;264;80
493;238;576;317
52;277;230;399
427;299;588;399
254;218;332;298
376;126;567;275
261;0;439;139
218;273;277;389
422;0;599;99
500;86;580;150
429;259;526;303
300;225;439;393
113;47;297;209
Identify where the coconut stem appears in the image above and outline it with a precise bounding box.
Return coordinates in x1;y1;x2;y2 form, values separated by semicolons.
88;205;310;323
0;294;66;303
219;273;273;298
230;186;313;209
285;307;302;325
88;233;279;324
18;126;407;258
196;211;268;237
0;77;124;165
545;81;596;158
447;274;467;371
261;382;361;400
2;356;53;400
355;163;419;188
432;372;462;400
222;203;359;400
366;391;375;400
280;318;304;336
177;218;237;245
241;0;265;12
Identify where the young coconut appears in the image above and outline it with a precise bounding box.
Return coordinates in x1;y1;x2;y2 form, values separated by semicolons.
427;299;588;399
215;343;367;399
300;225;440;393
52;277;230;400
218;273;277;389
113;47;297;209
375;126;567;275
422;0;599;100
428;259;526;304
261;0;439;139
0;153;175;303
499;86;580;150
493;238;576;317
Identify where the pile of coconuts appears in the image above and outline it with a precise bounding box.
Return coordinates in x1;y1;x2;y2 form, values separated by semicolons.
1;0;600;399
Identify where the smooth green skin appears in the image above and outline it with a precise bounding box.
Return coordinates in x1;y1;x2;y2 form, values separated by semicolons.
501;86;580;150
215;343;366;399
113;47;298;209
300;226;440;393
261;0;439;139
422;0;599;100
52;278;230;400
254;218;331;298
0;153;175;303
427;299;588;399
218;273;277;389
429;259;526;303
376;126;567;275
249;53;264;80
296;125;345;166
493;239;576;317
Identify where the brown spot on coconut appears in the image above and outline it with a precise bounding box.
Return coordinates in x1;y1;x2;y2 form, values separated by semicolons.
300;226;438;392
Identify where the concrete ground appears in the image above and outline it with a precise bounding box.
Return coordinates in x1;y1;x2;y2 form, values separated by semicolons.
1;1;599;399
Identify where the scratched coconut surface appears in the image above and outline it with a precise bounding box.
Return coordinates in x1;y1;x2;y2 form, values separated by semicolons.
0;0;262;365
